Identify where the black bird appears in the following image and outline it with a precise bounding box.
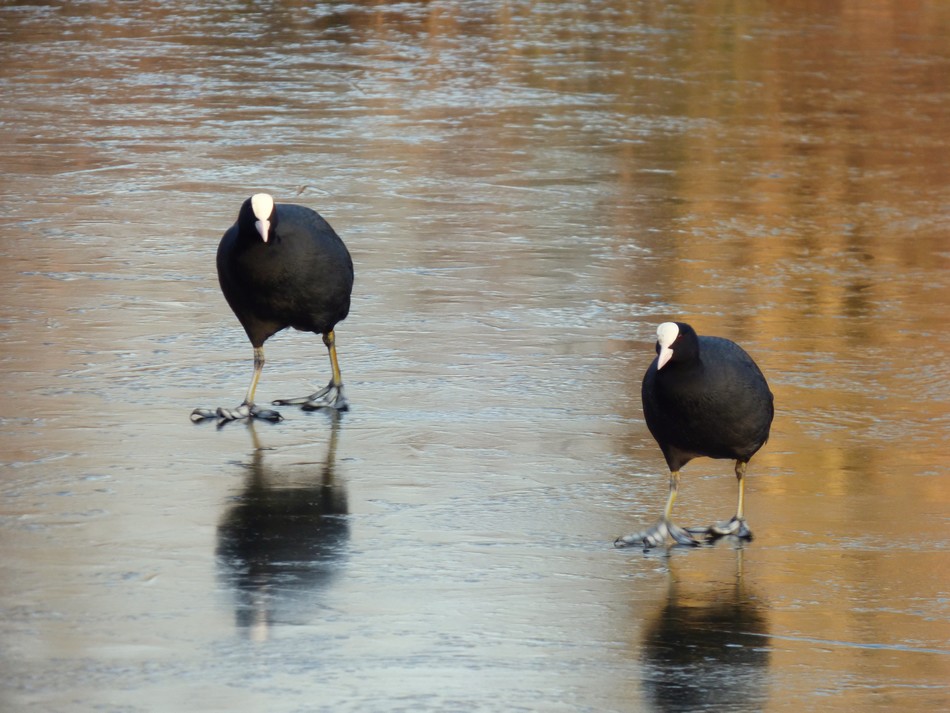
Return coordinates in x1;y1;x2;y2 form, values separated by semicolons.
616;322;774;548
192;193;354;422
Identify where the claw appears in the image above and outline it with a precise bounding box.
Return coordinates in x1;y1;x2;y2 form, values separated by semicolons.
712;516;753;539
274;382;348;412
615;519;701;549
190;403;283;423
270;395;310;406
248;404;283;422
216;404;249;421
668;521;703;547
686;517;753;541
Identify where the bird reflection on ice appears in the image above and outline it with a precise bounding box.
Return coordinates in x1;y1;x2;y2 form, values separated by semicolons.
216;417;349;640
639;548;771;713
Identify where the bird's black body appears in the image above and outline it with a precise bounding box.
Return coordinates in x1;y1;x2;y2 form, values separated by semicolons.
641;327;773;472
191;194;354;422
217;200;353;348
617;321;774;548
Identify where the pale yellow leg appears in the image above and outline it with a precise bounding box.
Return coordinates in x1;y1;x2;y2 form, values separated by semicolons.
703;460;753;538
271;330;349;411
735;460;747;521
324;330;343;388
615;469;698;548
662;470;681;520
243;346;265;406
191;345;281;422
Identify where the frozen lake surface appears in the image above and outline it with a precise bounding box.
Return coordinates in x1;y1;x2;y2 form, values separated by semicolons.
1;1;948;711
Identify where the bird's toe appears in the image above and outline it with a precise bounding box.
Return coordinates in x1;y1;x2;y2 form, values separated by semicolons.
191;403;282;423
276;384;349;412
248;404;283;422
668;522;702;547
689;517;753;541
215;404;250;421
615;519;696;549
303;391;349;412
271;395;310;406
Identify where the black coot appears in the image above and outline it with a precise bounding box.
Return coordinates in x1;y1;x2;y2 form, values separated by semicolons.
616;322;774;548
192;193;354;422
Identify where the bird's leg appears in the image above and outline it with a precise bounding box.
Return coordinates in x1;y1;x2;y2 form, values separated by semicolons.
272;330;349;411
615;470;701;548
688;460;753;540
191;346;283;423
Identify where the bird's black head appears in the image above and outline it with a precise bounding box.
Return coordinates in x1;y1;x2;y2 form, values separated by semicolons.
655;321;699;369
238;193;277;243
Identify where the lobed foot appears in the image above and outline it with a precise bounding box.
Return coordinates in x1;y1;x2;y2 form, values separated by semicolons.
615;519;702;549
686;516;753;541
272;382;349;412
190;403;283;423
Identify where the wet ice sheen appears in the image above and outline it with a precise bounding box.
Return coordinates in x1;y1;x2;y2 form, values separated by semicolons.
1;1;949;712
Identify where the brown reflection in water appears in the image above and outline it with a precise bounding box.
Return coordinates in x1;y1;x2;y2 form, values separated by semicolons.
639;549;770;713
216;417;348;640
597;0;948;552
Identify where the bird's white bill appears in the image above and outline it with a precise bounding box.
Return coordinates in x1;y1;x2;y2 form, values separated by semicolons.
255;219;270;243
656;322;679;370
657;345;674;370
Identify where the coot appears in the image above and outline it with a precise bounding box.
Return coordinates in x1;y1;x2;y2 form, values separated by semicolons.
616;322;774;548
192;193;354;422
